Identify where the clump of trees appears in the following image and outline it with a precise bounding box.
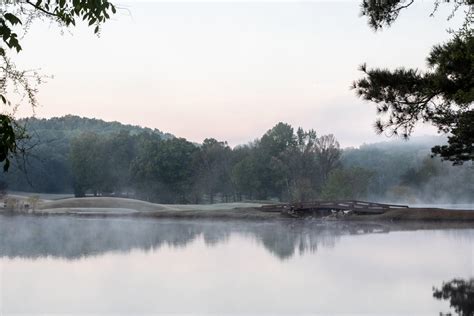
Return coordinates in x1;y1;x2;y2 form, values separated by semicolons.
230;123;342;202
68;122;348;203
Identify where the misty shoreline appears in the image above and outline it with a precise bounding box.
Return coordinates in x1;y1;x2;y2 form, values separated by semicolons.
2;196;474;223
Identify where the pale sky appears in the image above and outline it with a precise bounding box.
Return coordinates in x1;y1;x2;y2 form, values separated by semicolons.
14;0;461;147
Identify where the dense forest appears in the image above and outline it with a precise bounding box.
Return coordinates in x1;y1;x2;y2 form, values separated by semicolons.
2;116;473;204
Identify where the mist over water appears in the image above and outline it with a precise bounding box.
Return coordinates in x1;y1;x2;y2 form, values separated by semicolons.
0;216;347;260
0;216;473;314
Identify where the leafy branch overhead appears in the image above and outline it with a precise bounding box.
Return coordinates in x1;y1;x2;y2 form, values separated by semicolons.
1;1;116;55
360;0;416;30
353;36;473;137
360;0;474;32
0;0;116;171
354;0;473;164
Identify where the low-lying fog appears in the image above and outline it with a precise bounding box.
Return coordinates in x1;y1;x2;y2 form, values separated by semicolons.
0;216;472;314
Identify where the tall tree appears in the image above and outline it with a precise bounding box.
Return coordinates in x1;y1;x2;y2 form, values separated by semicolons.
231;151;261;200
283;128;320;202
131;137;197;203
194;138;232;203
315;134;342;183
257;123;297;199
129;132;164;201
353;0;473;164
100;131;136;195
70;132;105;197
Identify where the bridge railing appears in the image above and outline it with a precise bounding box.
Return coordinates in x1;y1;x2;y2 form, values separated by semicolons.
260;200;409;213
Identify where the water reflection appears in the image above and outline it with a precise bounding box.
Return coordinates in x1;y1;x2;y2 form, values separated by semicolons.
0;215;471;260
1;215;473;314
433;279;474;316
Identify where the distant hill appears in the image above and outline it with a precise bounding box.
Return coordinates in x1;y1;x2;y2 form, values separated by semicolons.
341;135;448;198
1;117;460;199
0;115;174;193
19;115;174;141
354;135;447;151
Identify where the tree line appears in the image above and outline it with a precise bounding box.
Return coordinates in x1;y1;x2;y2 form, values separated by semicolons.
2;116;473;204
69;123;351;203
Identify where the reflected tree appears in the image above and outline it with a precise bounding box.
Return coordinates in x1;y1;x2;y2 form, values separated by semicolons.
0;217;386;260
433;278;474;316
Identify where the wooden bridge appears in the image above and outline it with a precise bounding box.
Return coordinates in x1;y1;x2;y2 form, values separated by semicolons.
260;200;409;216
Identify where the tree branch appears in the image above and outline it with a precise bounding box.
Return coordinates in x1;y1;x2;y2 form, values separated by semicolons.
391;0;414;14
24;1;58;18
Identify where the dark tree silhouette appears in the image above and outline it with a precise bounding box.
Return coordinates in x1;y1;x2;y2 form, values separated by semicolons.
353;0;473;164
432;110;474;164
433;278;474;316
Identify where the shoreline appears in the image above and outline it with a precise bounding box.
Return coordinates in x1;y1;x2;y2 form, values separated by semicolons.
8;206;474;223
343;207;474;222
2;196;474;223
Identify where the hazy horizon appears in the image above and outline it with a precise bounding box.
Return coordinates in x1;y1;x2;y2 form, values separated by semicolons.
18;114;449;149
14;0;461;147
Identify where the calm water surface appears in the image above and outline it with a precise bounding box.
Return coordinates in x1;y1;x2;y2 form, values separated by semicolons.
0;216;473;315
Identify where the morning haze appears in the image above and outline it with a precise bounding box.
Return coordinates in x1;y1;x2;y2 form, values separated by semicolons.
1;1;473;315
16;1;460;147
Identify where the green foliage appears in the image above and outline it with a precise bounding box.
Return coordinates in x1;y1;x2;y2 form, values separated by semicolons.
0;115;23;171
193;138;233;203
258;123;296;199
71;130;138;197
360;0;473;32
131;137;198;203
231;153;263;200
360;0;415;30
321;167;374;200
355;0;474;163
149;138;197;188
66;120;344;203
0;115;168;193
0;0;116;53
71;132;107;196
314;134;341;182
230;124;342;202
353;35;473;139
284;128;322;201
4;117;473;204
260;122;296;156
0;13;22;53
432;110;474;164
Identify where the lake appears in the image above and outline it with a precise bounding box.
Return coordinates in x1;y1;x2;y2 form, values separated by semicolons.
0;215;473;315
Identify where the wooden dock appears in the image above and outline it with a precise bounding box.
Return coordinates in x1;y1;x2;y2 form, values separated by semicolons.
261;200;409;216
